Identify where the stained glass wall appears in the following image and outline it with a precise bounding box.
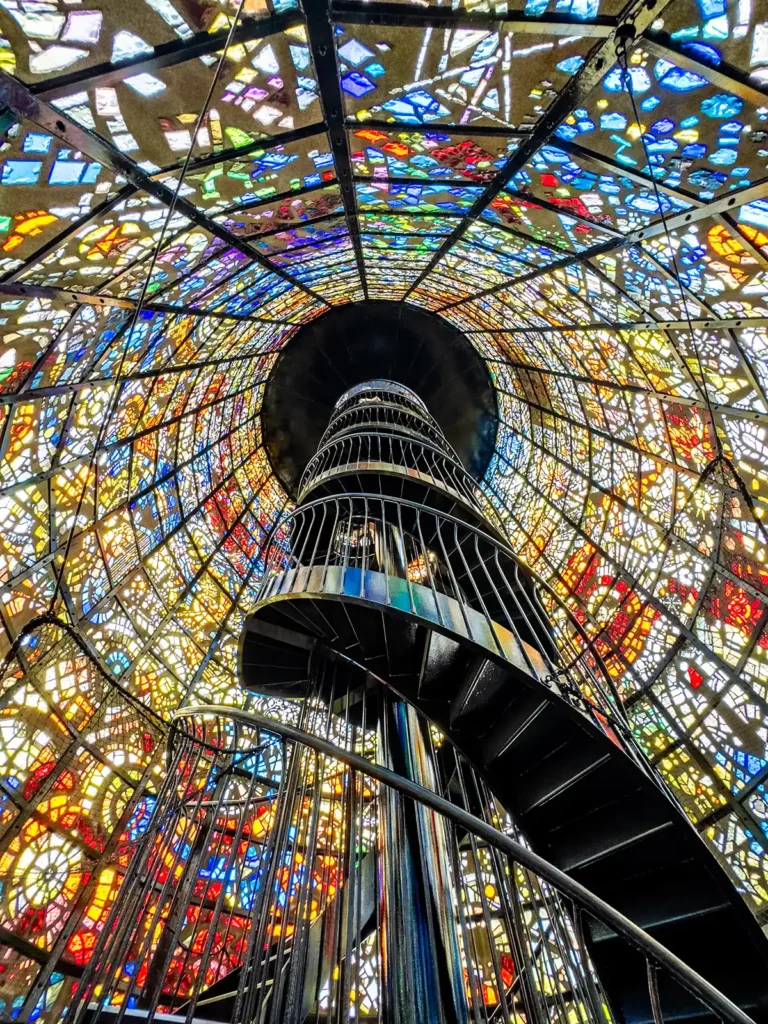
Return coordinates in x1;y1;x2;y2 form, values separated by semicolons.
0;0;767;1015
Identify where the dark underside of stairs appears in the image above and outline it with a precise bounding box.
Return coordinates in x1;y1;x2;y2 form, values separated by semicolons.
241;595;768;1024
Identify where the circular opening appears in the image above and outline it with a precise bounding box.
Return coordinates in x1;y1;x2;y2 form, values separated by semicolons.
262;301;498;497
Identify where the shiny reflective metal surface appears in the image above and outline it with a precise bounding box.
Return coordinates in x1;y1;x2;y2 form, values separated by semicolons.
66;700;756;1024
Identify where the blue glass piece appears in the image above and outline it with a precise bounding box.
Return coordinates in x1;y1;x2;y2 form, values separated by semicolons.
625;192;672;214
313;151;334;168
557;55;585;74
338;38;375;66
539;145;569;163
365;62;385;77
554;124;579;140
680;115;699;128
651;118;675;135
740;199;768;230
571;172;598;188
258;152;298;169
696;0;725;17
731;166;749;177
600;112;627;130
682;143;707;159
654;58;707;90
641;95;661;111
687;167;727;188
598;177;620;194
340;71;376;98
382;90;449;123
680;244;706;265
701;93;744;118
645;138;678;153
702;15;728;38
1;160;42;185
556;0;599;17
709;147;738;165
471;32;500;63
460;66;484;87
82;162;101;183
681;41;721;65
603;66;651;93
22;133;51;153
671;26;699;39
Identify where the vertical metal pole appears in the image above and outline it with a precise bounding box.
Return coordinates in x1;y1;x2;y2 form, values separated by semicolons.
377;696;468;1024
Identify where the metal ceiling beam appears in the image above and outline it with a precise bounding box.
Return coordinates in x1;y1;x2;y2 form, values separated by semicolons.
502;186;625;239
245;209;344;242
214;181;338;225
553;138;703;206
0;281;282;324
352;175;488;189
0;69;331;307
402;0;678;300
643;30;768;110
305;0;367;298
463;315;768;332
153;121;327;178
0;184;136;284
0;352;273;407
262;228;350;259
443;172;768;308
31;10;304;101
488;356;768;423
347;119;525;139
331;0;617;36
714;212;768;270
359;211;468;224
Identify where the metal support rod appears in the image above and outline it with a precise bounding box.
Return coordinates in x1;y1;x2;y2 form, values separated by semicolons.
172;705;757;1024
0;69;330;306
305;0;368;297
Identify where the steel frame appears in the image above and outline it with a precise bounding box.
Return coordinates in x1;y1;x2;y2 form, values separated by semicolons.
0;69;331;307
402;0;679;299
30;10;304;101
305;0;368;297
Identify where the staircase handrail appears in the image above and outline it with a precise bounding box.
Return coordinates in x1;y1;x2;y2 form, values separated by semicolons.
172;705;758;1024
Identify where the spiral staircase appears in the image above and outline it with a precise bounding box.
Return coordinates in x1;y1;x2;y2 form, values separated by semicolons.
240;380;768;1024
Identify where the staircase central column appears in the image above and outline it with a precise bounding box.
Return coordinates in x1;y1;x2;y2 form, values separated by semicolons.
377;696;467;1024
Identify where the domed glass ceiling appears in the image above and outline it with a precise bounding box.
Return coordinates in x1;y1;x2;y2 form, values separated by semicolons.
0;0;767;1007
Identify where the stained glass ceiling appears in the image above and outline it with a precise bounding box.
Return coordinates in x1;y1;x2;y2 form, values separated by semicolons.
1;0;768;1010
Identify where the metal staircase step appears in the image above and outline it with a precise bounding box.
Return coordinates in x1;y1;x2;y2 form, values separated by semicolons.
590;870;729;936
480;697;565;770
553;790;674;874
588;903;767;1023
447;656;513;731
264;598;332;641
418;630;469;699
515;741;613;816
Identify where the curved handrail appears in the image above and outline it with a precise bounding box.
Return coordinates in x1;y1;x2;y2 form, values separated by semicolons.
307;429;470;473
173;705;757;1024
298;430;482;508
320;400;458;455
261;490;628;723
335;380;430;411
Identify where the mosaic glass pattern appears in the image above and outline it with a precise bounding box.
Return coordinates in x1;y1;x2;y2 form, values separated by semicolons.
0;0;768;1014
